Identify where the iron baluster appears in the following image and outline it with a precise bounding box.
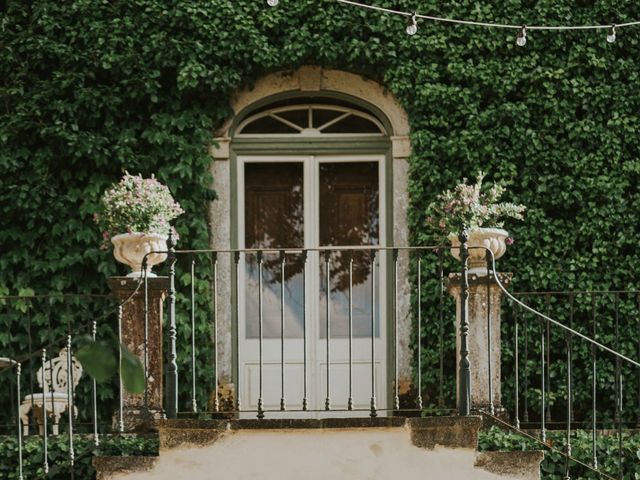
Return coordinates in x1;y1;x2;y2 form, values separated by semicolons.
614;293;620;423
545;293;551;424
143;258;149;414
190;257;197;413
302;251;308;411
67;334;75;468
370;250;377;418
416;255;423;410
458;230;471;416
514;305;520;429
569;293;575;424
486;250;494;415
393;249;399;411
563;329;572;480
92;318;99;446
280;250;286;412
615;293;622;480
348;252;354;411
16;363;24;480
166;231;178;419
437;248;445;408
47;303;55;431
42;349;49;474
591;292;598;470
523;298;529;424
212;253;219;412
234;251;241;412
541;319;546;444
325;250;331;411
637;292;640;428
117;305;124;432
27;314;35;435
257;251;265;419
617;356;623;480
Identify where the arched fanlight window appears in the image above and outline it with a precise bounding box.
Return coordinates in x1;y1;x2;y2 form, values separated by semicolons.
236;104;386;137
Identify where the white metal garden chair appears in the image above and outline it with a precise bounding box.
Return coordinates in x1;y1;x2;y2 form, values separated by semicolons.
19;347;82;436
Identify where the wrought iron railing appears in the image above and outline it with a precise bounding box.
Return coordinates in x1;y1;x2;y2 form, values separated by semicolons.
0;288;142;479
2;236;640;478
481;251;640;480
153;242;456;418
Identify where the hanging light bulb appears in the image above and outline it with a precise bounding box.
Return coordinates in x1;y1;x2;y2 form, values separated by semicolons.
266;0;278;6
406;13;418;36
516;26;527;47
606;24;616;43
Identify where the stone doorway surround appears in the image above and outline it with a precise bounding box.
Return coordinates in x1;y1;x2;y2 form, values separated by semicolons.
207;66;412;409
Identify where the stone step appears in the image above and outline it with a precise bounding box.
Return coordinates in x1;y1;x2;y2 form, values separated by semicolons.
93;416;543;480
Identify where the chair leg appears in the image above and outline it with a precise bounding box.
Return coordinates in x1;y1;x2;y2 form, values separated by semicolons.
34;406;46;436
52;409;61;436
19;403;31;437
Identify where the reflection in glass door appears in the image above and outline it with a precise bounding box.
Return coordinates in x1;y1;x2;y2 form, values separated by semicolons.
238;156;386;416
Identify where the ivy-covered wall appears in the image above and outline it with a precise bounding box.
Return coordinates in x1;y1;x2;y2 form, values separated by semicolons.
1;0;639;423
3;1;640;291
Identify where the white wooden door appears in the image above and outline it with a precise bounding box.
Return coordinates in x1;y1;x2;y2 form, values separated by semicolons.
238;155;387;417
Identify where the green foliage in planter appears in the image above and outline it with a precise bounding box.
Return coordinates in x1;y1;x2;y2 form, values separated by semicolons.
1;0;640;447
479;426;640;479
0;434;158;480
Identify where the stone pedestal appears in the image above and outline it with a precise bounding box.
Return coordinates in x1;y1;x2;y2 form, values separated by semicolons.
447;272;512;411
108;276;168;430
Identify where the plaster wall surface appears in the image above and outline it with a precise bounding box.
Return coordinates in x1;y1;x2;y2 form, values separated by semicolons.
107;427;532;480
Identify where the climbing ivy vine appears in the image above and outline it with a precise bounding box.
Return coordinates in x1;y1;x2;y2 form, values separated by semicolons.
1;0;640;432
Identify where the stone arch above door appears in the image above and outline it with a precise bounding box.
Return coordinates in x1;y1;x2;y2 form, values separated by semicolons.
207;66;413;405
211;66;410;158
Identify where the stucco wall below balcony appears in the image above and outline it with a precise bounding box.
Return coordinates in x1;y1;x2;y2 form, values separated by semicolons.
95;418;542;480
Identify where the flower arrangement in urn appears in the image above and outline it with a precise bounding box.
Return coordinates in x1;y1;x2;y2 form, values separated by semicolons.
425;172;526;274
95;172;184;277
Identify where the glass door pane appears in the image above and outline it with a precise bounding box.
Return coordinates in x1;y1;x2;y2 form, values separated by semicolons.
318;162;379;338
244;163;305;339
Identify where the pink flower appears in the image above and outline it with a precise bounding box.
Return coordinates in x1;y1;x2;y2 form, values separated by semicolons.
505;237;514;245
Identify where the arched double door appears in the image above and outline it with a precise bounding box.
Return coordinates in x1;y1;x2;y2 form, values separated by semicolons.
232;99;392;416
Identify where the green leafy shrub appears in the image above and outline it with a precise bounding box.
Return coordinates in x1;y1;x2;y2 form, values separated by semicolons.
479;427;640;479
0;434;158;480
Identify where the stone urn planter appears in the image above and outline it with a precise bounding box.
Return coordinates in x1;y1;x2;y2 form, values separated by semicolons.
111;233;168;278
448;228;509;275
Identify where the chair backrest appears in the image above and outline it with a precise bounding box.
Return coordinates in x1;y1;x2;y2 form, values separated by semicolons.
36;348;83;394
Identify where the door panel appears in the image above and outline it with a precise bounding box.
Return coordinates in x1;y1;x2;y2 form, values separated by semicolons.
244;163;305;339
239;156;386;415
318;162;380;339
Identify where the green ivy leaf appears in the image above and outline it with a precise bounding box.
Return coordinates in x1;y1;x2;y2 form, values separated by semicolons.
75;338;117;383
120;343;145;395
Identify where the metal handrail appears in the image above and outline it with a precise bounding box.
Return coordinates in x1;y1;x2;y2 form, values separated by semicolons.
487;249;640;368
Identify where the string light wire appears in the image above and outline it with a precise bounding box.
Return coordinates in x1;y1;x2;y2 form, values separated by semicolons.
334;0;640;32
